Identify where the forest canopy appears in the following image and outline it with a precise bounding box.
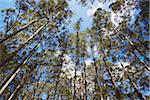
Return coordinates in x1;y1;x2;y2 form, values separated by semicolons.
0;0;149;100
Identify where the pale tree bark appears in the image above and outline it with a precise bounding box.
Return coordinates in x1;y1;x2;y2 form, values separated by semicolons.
82;42;87;100
118;59;146;100
53;35;67;100
0;19;38;43
100;39;122;100
114;28;149;61
102;53;122;100
128;77;146;100
127;30;149;50
0;42;40;95
73;31;80;100
53;53;65;100
92;58;104;100
7;64;37;100
111;28;149;50
117;33;149;71
90;34;103;100
0;23;47;71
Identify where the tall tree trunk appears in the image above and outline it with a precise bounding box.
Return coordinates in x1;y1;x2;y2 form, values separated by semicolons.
0;19;38;43
118;59;146;100
117;34;149;71
53;35;67;100
0;23;47;71
82;42;87;100
0;42;40;95
115;28;149;61
53;54;64;100
73;69;77;100
128;77;146;100
32;70;43;99
128;30;149;50
100;39;122;100
102;54;122;100
93;57;104;100
7;64;37;100
73;31;80;100
90;34;103;100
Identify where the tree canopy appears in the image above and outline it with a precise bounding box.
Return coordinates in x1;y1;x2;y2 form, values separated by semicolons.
0;0;149;100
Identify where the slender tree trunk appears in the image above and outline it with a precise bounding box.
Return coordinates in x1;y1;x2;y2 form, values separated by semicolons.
127;30;149;50
99;39;122;100
73;69;77;100
0;23;47;71
7;64;37;100
101;50;122;100
115;28;149;61
117;34;149;71
93;57;104;100
90;34;103;100
0;43;40;95
119;33;149;61
0;19;38;43
73;31;80;100
128;77;146;100
118;59;146;100
112;29;149;50
82;42;87;100
53;35;67;100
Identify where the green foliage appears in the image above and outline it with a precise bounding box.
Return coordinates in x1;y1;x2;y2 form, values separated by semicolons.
0;0;149;99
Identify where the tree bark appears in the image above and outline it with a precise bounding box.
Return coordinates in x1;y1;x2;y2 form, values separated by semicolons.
117;34;149;71
53;35;67;100
100;39;122;100
7;64;37;100
82;42;87;100
115;28;149;61
0;43;40;95
73;31;80;100
118;59;146;100
0;19;38;43
0;23;47;71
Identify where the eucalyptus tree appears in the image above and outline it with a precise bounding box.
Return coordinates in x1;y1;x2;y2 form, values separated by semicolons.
110;1;149;99
0;0;149;99
0;0;72;98
72;19;82;99
89;0;149;99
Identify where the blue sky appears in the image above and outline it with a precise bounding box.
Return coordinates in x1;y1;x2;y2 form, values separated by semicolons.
0;0;15;9
0;0;123;31
68;0;92;31
0;0;15;28
0;0;92;32
0;0;149;98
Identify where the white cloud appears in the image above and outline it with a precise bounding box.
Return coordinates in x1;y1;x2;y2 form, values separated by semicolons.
85;59;93;66
87;2;103;16
86;0;137;27
87;0;117;16
111;11;124;27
